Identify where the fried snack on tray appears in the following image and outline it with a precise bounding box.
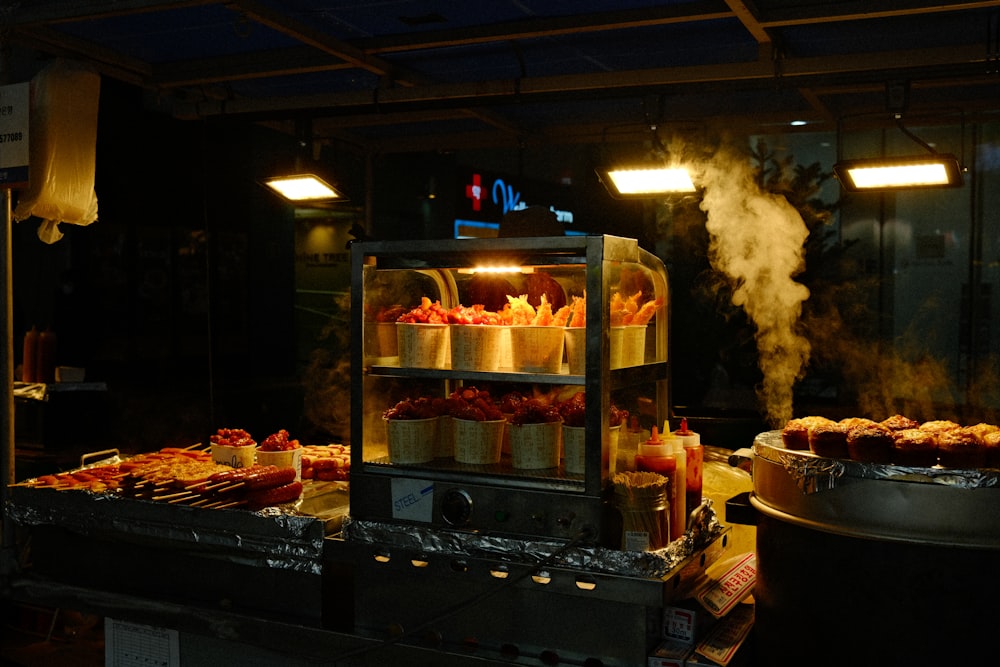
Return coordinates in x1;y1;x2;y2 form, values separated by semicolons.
936;427;987;469
891;429;938;467
300;443;351;482
845;422;894;464
13;446;311;510
780;416;833;450
780;414;1000;470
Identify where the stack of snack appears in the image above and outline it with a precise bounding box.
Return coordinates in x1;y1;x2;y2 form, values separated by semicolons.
781;414;1000;468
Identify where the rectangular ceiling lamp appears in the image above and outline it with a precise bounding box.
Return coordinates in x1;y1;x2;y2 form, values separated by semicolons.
263;174;346;202
833;154;963;192
597;166;696;198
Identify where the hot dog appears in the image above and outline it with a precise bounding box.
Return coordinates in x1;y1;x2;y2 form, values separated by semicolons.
245;480;303;510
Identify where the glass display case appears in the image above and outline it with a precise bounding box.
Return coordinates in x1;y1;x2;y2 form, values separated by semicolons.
349;235;669;545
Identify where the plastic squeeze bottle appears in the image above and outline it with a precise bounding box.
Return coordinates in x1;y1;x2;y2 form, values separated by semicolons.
634;426;676;476
22;326;39;382
675;418;704;515
664;421;686;540
636;426;685;542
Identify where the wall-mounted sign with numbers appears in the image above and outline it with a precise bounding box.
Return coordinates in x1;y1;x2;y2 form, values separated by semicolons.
0;82;29;188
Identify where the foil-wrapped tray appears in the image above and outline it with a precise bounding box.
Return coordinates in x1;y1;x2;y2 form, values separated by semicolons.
752;430;1000;547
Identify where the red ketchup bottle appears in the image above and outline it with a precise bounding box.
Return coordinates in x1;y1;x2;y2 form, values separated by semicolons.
675;418;704;515
634;426;676;475
37;328;57;384
22;326;39;382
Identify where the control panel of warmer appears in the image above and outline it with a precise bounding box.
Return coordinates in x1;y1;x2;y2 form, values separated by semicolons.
387;477;603;541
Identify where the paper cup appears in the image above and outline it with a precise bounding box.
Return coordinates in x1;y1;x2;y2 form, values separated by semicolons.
397;322;450;369
509;326;565;373
562;425;587;474
364;322;398;360
450;324;503;371
211;444;256;469
607;424;621;477
622;325;647;366
510;420;562;469
564;327;586;375
436;415;455;459
612;325;646;368
498;327;513;369
453;418;506;464
610;326;625;369
256;447;303;480
384;417;437;464
501;413;514;455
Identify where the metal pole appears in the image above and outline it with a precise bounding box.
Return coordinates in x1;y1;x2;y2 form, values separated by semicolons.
1;186;14;556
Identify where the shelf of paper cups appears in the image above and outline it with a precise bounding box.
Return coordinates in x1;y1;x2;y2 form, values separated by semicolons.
256;446;303;480
509;420;563;470
449;322;505;372
452;416;507;465
396;322;450;369
211;442;256;469
610;324;646;369
561;423;623;476
509;325;565;374
384;416;438;464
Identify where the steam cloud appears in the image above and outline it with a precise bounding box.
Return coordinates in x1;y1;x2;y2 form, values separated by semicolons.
697;144;812;427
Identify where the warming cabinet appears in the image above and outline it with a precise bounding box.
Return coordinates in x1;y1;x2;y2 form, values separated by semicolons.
348;234;670;546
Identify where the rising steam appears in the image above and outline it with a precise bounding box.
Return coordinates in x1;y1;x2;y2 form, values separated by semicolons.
696;143;812;427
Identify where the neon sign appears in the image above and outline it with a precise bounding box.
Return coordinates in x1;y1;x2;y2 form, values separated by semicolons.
463;172;573;223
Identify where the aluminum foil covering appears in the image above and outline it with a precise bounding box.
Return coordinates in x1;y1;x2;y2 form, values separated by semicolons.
341;499;724;580
6;487;325;574
754;430;1000;494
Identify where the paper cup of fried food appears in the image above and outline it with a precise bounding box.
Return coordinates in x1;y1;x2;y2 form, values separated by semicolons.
509;325;565;373
397;322;451;369
562;424;587;474
621;324;647;367
453;417;506;465
436;415;455;458
609;326;625;369
510;420;563;469
256;447;303;481
364;322;399;361
384;417;438;464
450;324;504;371
211;444;256;469
563;327;586;375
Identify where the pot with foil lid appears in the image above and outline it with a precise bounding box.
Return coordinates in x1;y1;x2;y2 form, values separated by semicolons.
751;429;1000;548
743;430;1000;667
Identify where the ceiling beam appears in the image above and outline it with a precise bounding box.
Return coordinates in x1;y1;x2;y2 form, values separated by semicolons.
187;42;990;118
224;0;428;87
757;0;1000;27
5;0;221;26
354;1;732;54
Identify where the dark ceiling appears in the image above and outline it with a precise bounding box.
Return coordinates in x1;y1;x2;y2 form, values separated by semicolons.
6;1;1000;154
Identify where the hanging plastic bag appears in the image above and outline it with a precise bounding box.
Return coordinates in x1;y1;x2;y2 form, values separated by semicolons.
13;58;100;244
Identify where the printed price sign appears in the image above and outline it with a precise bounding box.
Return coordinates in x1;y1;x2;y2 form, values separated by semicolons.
0;82;29;187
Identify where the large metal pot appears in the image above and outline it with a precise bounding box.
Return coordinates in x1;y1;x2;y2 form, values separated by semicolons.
746;432;1000;666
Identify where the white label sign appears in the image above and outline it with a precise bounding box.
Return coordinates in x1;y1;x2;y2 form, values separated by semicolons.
390;477;434;523
0;82;29;185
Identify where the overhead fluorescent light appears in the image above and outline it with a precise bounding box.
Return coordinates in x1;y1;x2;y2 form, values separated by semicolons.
833;154;963;192
262;174;346;202
597;166;696;198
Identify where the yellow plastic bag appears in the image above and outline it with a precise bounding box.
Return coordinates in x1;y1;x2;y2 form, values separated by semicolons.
13;59;100;244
